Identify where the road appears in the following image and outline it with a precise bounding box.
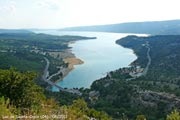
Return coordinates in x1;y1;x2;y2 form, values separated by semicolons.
127;41;151;80
42;57;82;96
42;57;49;79
142;41;151;76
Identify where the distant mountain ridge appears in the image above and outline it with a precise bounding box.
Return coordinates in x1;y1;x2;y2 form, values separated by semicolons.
0;29;33;33
60;20;180;35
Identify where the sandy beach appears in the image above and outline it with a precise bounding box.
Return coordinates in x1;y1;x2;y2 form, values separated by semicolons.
47;49;84;83
63;57;84;70
48;49;84;70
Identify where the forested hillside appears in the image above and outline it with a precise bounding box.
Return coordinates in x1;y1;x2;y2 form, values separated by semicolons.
0;32;109;119
0;69;111;120
0;32;95;72
80;35;180;120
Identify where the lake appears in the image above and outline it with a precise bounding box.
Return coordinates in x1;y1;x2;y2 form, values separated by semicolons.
35;30;137;89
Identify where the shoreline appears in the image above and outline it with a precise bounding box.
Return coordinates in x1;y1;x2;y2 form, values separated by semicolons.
63;57;84;70
61;49;84;79
49;49;84;83
55;57;83;83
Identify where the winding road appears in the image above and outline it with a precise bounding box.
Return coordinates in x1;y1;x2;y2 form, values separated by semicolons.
42;57;50;79
127;41;151;80
42;57;82;96
142;41;151;76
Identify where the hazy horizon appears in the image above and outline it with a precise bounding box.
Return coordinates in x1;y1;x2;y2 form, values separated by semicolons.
1;0;180;29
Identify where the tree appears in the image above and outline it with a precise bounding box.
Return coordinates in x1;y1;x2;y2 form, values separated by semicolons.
0;68;45;108
68;99;112;120
167;109;180;120
0;96;16;119
136;115;147;120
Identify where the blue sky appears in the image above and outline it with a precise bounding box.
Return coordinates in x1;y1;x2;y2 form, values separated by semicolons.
0;0;180;29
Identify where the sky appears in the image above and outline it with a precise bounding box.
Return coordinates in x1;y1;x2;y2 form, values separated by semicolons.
0;0;180;29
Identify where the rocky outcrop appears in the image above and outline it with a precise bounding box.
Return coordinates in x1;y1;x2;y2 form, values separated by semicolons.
132;90;180;112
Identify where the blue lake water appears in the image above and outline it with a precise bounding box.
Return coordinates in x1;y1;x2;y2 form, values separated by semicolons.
35;30;137;89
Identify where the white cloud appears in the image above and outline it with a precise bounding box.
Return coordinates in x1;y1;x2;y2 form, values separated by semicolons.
1;0;180;28
0;0;16;13
36;0;60;11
